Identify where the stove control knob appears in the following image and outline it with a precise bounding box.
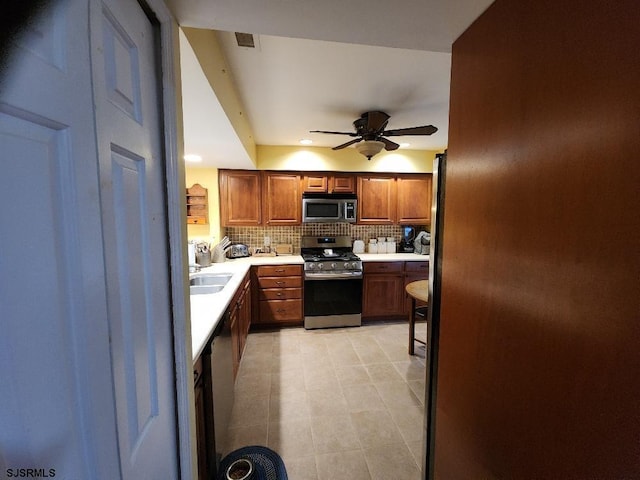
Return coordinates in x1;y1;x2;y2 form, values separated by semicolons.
330;263;336;269
343;262;350;269
308;263;315;270
351;262;359;269
317;263;324;269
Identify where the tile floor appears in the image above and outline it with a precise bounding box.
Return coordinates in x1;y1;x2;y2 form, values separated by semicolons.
223;321;428;480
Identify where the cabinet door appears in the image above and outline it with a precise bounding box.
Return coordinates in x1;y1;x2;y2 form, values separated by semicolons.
362;274;405;317
229;305;240;379
262;172;301;225
329;174;356;193
303;174;328;192
357;175;397;224
193;358;209;480
396;174;432;225
219;170;262;226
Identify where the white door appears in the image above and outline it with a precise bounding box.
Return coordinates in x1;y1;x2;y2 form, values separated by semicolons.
0;0;179;478
89;0;179;477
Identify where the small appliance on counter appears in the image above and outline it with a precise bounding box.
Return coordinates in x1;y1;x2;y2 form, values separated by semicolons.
414;230;431;255
195;242;211;266
352;239;365;254
225;243;251;259
399;226;416;253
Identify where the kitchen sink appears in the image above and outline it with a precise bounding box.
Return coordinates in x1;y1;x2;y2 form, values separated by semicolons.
190;284;225;295
189;273;233;287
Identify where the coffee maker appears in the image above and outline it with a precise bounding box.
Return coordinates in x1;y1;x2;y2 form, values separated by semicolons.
399;226;416;253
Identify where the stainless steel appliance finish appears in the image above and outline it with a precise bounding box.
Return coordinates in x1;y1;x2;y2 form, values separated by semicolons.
209;312;235;473
302;193;357;223
302;236;363;329
225;243;250;258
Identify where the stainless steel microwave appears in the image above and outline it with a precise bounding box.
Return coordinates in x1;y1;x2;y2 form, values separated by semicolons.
302;194;357;223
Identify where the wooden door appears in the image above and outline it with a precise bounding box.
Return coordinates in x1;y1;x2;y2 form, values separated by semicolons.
396;174;432;225
90;0;178;476
219;170;262;226
357;175;396;224
303;174;328;192
430;1;640;478
262;171;301;225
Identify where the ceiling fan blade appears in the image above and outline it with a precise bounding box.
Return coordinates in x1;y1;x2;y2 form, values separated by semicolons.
310;130;358;137
364;111;390;133
382;125;438;136
332;138;362;150
379;137;400;151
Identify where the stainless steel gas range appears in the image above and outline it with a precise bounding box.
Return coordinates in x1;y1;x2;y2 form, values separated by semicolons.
301;236;363;329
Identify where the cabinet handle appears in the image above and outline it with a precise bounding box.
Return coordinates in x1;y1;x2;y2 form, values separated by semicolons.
193;370;198;382
276;308;286;313
276;292;283;296
275;269;285;273
276;281;285;285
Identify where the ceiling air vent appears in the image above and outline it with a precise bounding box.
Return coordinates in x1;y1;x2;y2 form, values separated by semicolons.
234;32;255;48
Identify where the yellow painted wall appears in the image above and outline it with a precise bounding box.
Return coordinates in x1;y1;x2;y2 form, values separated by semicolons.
257;145;437;173
185;167;221;244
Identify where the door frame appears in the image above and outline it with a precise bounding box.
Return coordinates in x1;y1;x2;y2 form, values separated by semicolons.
136;0;194;477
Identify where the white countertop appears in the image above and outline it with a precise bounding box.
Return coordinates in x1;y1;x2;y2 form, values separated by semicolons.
190;252;426;362
190;255;303;363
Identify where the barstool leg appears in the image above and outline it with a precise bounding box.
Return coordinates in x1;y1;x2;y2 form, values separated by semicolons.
409;297;416;355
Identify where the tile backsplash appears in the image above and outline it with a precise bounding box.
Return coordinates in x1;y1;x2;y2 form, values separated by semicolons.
224;224;429;253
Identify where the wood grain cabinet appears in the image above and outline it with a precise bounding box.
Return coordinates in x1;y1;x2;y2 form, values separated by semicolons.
362;262;405;318
396;174;432;225
229;272;251;379
303;173;356;193
219;170;262;226
357;175;397;224
262;172;301;225
253;265;303;326
193;351;214;480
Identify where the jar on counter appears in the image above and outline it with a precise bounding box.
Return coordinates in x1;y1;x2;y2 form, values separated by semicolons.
386;237;396;253
368;238;378;254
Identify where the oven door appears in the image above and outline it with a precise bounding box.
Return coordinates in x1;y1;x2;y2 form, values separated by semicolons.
304;276;363;328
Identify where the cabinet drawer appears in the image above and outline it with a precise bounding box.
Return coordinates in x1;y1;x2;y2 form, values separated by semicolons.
258;276;302;289
405;261;429;273
259;288;302;300
256;265;302;277
259;299;302;322
363;261;404;274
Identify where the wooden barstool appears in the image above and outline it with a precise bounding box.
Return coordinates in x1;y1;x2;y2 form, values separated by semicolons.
405;280;428;355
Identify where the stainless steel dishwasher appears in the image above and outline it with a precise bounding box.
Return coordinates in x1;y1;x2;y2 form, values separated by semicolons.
209;310;235;474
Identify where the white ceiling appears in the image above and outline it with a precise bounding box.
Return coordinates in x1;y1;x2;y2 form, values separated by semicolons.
171;0;494;167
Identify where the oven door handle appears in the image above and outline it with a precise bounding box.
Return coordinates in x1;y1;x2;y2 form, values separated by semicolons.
304;272;363;280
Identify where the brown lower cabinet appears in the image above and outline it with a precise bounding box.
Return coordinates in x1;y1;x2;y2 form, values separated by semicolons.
252;264;303;327
194;345;216;480
362;261;429;319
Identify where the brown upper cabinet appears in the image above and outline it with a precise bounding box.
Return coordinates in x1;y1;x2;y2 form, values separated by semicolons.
219;170;262;226
357;175;397;224
219;168;432;226
302;173;356;194
262;172;301;225
396;174;432;225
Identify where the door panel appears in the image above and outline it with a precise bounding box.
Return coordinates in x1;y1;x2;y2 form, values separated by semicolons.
91;0;178;476
0;0;121;477
433;1;640;478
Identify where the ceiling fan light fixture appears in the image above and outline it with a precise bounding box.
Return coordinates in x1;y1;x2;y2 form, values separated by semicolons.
355;140;385;160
